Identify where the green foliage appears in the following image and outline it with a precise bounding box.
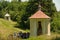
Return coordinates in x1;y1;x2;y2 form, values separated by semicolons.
0;1;29;29
0;1;58;31
20;0;57;29
51;12;60;33
28;0;56;17
0;1;27;20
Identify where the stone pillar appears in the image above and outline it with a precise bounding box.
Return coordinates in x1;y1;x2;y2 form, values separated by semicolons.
47;19;50;36
9;16;11;21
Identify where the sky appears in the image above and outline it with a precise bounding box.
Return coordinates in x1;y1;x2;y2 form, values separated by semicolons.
53;0;60;11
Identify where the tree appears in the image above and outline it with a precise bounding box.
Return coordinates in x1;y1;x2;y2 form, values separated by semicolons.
51;12;60;33
19;0;57;29
17;2;29;29
28;0;56;16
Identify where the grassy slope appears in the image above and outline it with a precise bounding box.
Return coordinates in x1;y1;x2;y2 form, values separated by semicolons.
0;18;26;38
0;18;59;40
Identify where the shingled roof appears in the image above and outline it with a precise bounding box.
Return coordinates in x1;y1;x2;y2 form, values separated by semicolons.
29;10;50;19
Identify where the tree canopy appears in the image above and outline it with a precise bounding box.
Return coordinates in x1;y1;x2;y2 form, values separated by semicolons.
19;0;57;29
0;1;60;32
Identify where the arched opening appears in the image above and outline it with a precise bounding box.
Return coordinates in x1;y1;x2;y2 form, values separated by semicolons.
37;21;42;36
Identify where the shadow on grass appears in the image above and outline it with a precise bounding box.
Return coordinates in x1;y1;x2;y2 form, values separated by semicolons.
52;36;60;40
14;24;30;31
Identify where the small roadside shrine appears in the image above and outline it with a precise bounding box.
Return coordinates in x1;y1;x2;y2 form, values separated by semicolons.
29;10;50;37
5;13;11;21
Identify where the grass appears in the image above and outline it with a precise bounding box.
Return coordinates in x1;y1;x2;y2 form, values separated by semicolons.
0;18;60;40
0;18;29;39
26;33;60;40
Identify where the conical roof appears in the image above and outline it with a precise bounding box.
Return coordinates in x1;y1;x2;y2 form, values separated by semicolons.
29;10;50;19
5;13;10;16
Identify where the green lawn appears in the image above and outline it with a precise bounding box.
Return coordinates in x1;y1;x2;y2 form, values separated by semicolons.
0;18;29;39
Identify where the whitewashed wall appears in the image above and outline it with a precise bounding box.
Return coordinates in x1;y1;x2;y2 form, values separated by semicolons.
30;18;50;37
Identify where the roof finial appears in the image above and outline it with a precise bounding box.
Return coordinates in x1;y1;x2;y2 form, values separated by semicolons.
38;3;41;10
